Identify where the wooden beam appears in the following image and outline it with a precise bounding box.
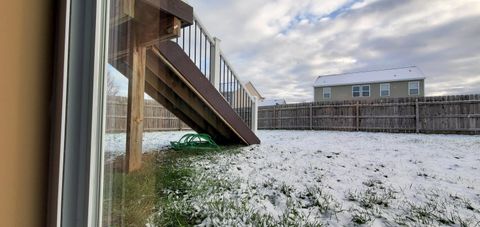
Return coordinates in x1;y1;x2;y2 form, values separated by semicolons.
134;0;182;46
144;83;204;133
144;64;236;142
141;0;193;25
125;35;146;172
153;41;260;144
144;80;226;142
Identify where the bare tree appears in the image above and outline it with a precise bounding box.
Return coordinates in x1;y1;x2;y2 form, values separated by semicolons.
106;71;119;97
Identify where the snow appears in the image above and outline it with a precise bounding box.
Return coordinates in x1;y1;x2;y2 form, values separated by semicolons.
314;66;426;87
106;130;480;225
259;99;287;107
104;131;191;158
190;130;480;225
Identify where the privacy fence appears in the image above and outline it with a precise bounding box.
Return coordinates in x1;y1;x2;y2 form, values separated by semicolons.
106;96;189;133
258;94;480;134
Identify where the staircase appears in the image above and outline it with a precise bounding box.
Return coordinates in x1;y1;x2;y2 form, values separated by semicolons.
108;0;260;171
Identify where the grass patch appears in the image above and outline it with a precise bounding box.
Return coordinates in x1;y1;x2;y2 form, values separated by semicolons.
102;146;241;227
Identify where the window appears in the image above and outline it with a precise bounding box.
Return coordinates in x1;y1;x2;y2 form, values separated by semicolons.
352;85;370;97
362;85;370;97
323;87;331;99
380;83;390;97
409;81;420;96
352;86;361;97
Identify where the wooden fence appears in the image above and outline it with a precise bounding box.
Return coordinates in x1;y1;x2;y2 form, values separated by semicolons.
106;96;189;133
258;94;480;134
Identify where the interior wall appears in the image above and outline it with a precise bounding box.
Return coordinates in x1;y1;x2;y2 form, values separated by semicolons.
0;0;54;226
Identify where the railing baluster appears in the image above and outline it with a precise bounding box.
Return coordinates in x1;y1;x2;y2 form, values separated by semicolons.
173;15;256;129
182;28;185;49
188;26;191;57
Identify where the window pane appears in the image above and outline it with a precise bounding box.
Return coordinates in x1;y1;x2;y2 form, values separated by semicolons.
103;1;179;226
380;84;390;96
409;82;419;89
409;81;420;95
323;87;331;99
362;86;370;96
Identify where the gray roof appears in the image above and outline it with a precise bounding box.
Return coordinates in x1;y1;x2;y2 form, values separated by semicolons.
314;66;425;87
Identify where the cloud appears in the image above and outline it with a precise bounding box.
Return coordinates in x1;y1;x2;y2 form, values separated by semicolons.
186;0;480;102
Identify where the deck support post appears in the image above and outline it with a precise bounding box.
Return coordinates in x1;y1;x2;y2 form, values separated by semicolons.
251;97;258;134
126;28;147;173
209;37;221;89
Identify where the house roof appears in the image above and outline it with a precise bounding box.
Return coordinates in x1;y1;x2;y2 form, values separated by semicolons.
314;66;426;87
244;81;264;99
258;99;286;107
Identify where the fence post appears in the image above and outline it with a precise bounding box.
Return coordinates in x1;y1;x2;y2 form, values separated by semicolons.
209;37;221;89
273;106;276;129
356;102;360;131
415;99;420;133
251;97;258;134
309;103;313;130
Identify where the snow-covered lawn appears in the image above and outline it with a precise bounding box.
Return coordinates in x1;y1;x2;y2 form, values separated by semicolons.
189;130;480;225
107;130;480;226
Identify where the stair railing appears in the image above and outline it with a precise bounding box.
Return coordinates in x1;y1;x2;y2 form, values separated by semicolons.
173;15;258;131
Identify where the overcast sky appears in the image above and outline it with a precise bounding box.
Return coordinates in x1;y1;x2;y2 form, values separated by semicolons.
186;0;480;102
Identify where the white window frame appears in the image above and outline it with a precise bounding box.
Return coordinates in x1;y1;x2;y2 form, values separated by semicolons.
361;85;370;97
323;87;331;99
50;0;110;226
408;81;420;96
352;85;361;97
352;85;370;97
380;83;390;97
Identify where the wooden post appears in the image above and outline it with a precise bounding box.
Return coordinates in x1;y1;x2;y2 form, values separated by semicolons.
178;118;182;130
126;30;146;172
273;106;276;129
309;103;313;130
251;97;258;133
356;102;360;131
209;38;221;89
415;99;420;133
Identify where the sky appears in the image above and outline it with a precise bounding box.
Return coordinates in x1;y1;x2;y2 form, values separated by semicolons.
185;0;480;102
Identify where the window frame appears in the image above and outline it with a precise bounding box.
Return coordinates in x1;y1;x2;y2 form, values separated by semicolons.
323;87;331;99
380;83;390;97
352;85;370;97
49;0;110;226
408;81;420;96
352;85;361;97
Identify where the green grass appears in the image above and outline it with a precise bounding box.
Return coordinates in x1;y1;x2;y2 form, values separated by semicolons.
102;146;245;227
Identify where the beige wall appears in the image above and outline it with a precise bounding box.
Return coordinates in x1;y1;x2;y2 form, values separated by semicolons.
314;80;425;102
0;0;54;226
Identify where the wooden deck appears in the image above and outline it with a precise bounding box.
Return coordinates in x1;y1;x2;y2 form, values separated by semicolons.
108;0;259;172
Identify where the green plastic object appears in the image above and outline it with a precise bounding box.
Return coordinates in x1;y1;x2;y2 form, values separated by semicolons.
170;133;219;150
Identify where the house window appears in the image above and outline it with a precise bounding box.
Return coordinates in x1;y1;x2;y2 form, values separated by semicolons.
409;81;420;96
323;87;331;99
380;83;390;97
353;85;370;97
352;86;361;97
362;85;370;97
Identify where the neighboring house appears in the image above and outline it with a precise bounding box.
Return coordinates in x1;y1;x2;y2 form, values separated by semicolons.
222;81;264;107
259;99;287;107
314;66;426;102
244;81;265;101
220;82;264;107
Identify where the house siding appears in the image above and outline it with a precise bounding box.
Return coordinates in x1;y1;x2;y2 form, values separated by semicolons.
314;80;424;102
